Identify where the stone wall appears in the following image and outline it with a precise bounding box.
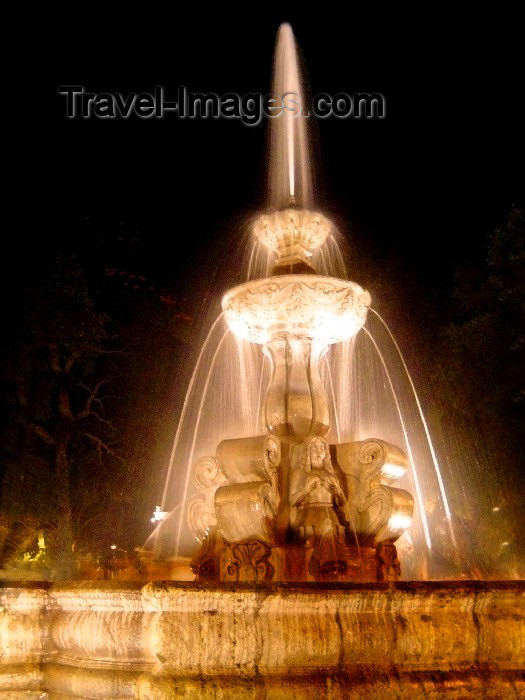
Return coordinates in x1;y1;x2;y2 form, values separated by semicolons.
1;580;524;698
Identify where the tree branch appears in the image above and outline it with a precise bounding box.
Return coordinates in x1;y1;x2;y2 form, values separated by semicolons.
83;432;122;460
58;387;74;420
28;422;56;447
77;379;111;419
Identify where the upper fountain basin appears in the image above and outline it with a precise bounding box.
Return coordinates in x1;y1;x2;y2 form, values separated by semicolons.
254;209;332;266
222;274;371;345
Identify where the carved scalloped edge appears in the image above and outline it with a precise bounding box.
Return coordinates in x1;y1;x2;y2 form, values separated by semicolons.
253;209;332;255
223;275;371;344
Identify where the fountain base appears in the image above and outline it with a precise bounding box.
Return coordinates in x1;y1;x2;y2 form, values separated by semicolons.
193;539;399;583
189;435;413;584
2;580;524;698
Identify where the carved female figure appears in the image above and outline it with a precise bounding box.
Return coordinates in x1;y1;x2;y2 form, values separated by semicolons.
289;436;346;542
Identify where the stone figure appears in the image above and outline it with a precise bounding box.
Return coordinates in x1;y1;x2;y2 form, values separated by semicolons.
289;436;346;542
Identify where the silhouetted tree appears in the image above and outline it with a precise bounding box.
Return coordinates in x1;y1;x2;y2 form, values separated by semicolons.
0;251;122;577
441;206;524;444
433;207;525;572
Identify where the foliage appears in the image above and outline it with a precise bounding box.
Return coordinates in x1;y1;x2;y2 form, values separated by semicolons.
434;207;525;567
441;206;524;436
0;251;124;577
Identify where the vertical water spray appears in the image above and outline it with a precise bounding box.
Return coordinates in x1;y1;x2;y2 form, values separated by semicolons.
269;23;313;209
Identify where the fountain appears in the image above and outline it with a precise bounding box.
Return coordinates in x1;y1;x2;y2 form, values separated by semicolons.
1;22;523;700
190;201;414;583
149;24;415;585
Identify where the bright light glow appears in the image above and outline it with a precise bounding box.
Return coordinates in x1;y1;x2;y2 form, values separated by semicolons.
381;462;406;480
502;541;510;547
492;507;501;512
110;544;117;550
223;275;370;346
388;514;413;531
151;505;168;523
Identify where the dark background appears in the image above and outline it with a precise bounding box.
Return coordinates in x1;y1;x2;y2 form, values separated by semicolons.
2;6;524;572
8;8;524;298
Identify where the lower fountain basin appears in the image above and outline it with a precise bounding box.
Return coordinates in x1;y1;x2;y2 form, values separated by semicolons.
2;580;524;698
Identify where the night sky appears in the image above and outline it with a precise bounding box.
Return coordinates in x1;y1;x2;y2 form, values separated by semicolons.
8;9;524;302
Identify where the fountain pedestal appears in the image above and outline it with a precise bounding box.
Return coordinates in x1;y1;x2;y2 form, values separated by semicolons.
190;436;412;583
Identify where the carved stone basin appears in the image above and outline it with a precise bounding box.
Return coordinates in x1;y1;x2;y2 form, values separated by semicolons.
222;274;371;345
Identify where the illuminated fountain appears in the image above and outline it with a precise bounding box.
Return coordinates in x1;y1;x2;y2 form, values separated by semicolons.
1;22;523;700
142;24;447;581
190;203;414;582
142;23;416;584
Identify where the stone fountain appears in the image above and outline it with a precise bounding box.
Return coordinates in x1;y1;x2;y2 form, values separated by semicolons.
1;23;523;700
190;206;414;584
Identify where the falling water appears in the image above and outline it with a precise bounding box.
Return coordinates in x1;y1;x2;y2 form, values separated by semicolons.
369;308;458;551
361;326;432;550
160;312;226;510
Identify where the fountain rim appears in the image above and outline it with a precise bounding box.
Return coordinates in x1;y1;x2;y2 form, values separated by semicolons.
221;273;370;304
221;273;371;346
